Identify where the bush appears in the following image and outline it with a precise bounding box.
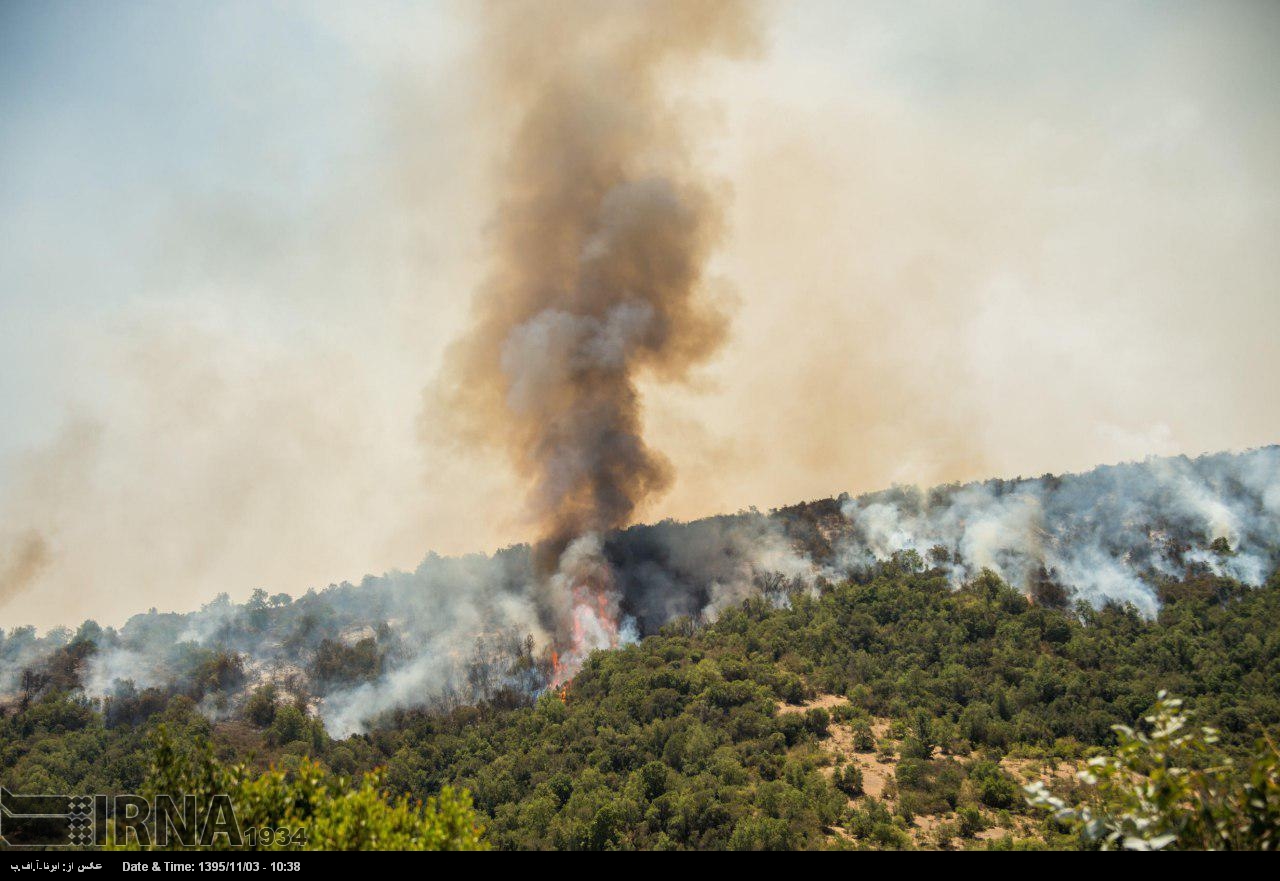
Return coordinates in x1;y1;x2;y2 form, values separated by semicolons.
243;684;278;728
970;761;1018;809
268;704;308;746
804;708;830;738
834;763;864;797
957;806;985;838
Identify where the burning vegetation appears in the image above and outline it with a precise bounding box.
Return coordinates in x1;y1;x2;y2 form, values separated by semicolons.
1;446;1277;739
430;0;760;676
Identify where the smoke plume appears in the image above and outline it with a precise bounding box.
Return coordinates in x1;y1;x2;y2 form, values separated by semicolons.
432;1;760;660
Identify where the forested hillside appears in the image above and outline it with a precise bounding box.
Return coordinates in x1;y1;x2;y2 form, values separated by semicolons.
5;447;1275;745
4;559;1278;849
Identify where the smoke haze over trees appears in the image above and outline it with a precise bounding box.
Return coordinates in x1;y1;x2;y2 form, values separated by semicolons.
3;517;1279;849
2;447;1275;738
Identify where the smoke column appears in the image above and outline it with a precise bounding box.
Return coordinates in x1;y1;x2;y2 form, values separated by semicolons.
432;1;760;673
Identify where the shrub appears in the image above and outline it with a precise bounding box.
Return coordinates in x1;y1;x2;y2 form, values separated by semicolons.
834;763;864;797
957;806;985;838
804;707;831;738
243;684;278;728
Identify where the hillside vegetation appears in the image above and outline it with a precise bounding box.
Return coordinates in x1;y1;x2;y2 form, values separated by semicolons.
3;559;1278;849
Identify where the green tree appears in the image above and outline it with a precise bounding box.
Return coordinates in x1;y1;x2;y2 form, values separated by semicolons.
1026;693;1280;850
109;726;487;851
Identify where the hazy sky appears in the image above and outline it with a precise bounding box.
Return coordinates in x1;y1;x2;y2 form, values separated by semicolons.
2;0;1278;628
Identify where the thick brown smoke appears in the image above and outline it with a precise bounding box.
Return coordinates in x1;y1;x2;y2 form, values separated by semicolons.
433;1;760;576
0;532;50;606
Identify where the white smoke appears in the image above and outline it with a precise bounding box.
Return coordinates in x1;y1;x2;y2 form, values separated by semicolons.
83;646;165;697
3;447;1275;735
837;446;1279;616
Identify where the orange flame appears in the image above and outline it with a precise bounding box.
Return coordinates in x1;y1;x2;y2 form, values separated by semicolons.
547;577;624;691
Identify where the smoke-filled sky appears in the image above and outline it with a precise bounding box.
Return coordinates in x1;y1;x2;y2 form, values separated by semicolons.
2;0;1278;629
